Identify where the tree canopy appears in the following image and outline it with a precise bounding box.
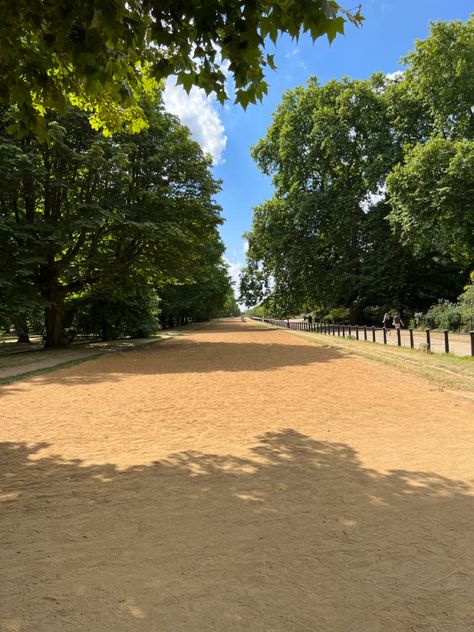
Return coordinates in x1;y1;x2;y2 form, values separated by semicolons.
241;16;473;322
0;97;232;345
0;0;363;137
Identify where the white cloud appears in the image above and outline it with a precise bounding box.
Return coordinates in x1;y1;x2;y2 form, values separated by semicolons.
224;257;246;305
386;70;404;82
225;258;242;291
163;78;227;165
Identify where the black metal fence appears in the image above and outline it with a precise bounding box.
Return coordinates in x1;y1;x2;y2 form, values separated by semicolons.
251;317;474;357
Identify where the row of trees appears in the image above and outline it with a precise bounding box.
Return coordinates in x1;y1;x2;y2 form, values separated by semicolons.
0;97;238;346
240;17;474;324
0;1;366;346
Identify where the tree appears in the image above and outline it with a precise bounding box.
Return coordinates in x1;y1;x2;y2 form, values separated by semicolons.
399;16;474;141
386;17;474;268
158;257;234;327
458;272;474;330
244;75;395;320
0;98;224;346
387;138;474;266
242;17;473;321
0;1;363;136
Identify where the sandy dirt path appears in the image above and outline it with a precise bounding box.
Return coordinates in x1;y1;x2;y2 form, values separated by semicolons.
1;320;473;632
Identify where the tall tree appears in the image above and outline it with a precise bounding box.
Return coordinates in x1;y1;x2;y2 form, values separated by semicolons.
244;75;395;320
243;17;473;320
387;16;474;270
0;99;224;346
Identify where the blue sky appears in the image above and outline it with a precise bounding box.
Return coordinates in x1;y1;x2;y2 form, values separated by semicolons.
163;1;472;297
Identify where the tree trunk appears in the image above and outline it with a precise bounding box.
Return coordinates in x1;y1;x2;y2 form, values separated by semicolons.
44;303;65;347
101;315;110;341
349;303;363;325
42;282;66;348
14;318;30;344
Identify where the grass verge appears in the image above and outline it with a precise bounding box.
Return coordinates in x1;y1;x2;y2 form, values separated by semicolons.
0;356;103;386
0;335;170;386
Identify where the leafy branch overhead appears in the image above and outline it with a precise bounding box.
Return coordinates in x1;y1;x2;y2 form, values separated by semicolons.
0;1;363;136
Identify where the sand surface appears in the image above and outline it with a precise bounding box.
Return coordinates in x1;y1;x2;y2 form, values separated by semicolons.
1;319;473;631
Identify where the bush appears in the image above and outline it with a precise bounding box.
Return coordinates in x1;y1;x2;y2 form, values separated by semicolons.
422;300;462;331
458;278;474;331
64;292;159;340
322;307;350;323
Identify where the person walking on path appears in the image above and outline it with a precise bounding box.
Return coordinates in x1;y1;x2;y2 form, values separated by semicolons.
382;312;392;335
393;313;404;331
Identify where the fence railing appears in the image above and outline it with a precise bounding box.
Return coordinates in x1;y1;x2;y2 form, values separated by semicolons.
250;317;474;357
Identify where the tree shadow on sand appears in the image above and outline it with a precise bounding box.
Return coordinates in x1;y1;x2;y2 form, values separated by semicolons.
0;337;349;393
1;429;473;631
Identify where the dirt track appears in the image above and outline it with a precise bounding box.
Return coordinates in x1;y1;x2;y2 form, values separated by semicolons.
1;320;473;631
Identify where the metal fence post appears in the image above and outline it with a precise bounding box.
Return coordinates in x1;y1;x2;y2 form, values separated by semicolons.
372;326;376;342
355;326;359;340
470;331;474;357
383;328;387;344
426;328;431;350
409;328;414;348
342;325;345;338
348;325;352;337
443;330;449;354
363;326;367;341
396;328;401;346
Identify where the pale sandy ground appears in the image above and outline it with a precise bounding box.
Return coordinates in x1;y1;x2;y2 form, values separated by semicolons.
1;320;473;632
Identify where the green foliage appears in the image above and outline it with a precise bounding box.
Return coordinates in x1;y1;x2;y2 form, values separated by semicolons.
458;275;474;329
245;304;270;318
0;99;227;345
64;290;160;340
422;300;462;332
242;16;473;323
219;291;241;317
322;307;350;323
387;138;474;265
0;1;362;136
242;75;403;316
387;16;474;266
401;17;474;140
158;260;234;327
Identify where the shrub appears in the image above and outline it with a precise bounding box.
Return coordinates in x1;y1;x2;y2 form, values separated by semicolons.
458;275;474;331
322;307;350;323
423;299;462;331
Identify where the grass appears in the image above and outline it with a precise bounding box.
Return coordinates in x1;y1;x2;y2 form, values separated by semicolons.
0;356;102;386
0;334;170;385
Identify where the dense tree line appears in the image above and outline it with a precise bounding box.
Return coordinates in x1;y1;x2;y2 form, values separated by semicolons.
0;97;236;346
240;17;474;324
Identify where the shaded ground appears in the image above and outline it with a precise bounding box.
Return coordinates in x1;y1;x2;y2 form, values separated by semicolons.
0;336;170;381
1;320;473;631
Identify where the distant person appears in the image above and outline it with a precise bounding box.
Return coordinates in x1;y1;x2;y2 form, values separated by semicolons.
382;312;392;335
393;313;404;330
